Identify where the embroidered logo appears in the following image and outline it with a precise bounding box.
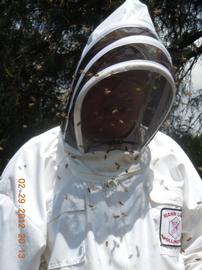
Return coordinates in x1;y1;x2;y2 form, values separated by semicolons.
160;208;182;247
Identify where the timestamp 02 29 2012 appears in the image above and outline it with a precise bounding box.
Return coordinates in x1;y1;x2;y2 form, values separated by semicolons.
16;178;26;259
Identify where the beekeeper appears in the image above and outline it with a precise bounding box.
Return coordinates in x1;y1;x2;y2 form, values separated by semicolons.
1;0;202;269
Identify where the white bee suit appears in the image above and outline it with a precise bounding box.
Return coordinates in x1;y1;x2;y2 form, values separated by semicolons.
0;127;202;270
1;0;202;269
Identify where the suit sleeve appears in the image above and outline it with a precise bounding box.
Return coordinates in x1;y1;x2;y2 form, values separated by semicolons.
178;147;202;269
0;141;47;270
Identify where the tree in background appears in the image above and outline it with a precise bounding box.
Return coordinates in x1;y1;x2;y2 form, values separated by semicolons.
145;0;202;136
0;0;201;176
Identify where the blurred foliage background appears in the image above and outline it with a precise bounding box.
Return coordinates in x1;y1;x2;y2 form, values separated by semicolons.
0;0;201;177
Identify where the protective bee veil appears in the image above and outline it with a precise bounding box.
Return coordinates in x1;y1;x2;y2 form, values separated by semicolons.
63;0;176;153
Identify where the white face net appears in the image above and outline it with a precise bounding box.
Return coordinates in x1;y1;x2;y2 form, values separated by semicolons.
75;68;174;152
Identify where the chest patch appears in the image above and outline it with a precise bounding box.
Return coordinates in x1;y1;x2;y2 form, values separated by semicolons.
160;208;182;247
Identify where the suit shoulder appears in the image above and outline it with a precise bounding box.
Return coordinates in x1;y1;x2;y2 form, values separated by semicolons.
2;127;61;175
17;126;60;153
149;131;184;154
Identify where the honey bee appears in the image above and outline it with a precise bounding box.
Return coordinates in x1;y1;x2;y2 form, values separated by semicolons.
104;88;112;95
